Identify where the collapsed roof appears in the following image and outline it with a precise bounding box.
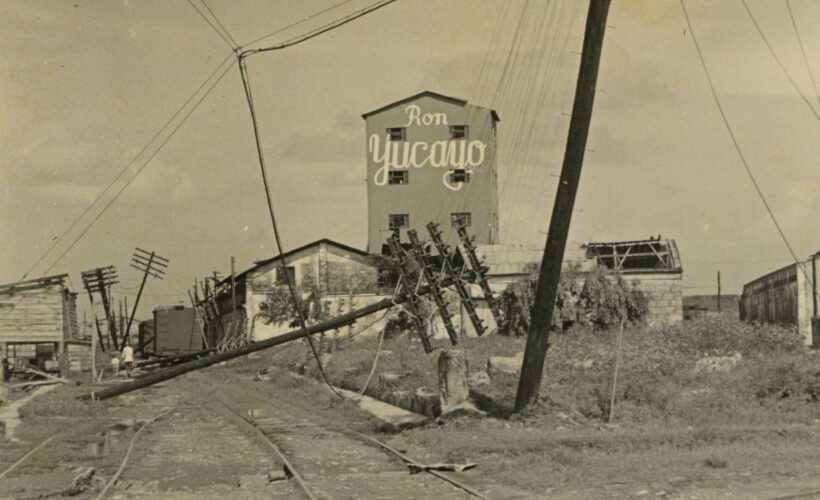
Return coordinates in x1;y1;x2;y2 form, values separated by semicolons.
584;238;681;273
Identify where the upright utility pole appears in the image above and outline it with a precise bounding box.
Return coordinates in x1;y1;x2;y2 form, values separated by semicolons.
515;0;612;413
717;270;722;313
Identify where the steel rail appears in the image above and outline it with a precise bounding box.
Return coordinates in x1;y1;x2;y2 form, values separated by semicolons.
201;372;487;500
96;407;174;499
211;399;319;500
350;431;490;499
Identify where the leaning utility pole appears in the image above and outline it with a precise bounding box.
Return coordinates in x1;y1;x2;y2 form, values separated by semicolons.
515;0;612;413
81;266;120;351
124;248;168;347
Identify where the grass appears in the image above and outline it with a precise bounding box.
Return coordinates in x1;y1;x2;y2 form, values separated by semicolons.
253;316;820;497
5;317;819;498
268;316;818;425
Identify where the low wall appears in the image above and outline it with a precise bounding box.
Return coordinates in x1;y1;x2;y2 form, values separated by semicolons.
626;273;683;326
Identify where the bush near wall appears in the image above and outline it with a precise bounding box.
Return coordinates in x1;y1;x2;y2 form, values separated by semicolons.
498;265;649;335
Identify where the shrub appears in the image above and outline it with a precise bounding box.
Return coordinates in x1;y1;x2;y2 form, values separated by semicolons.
749;354;820;401
498;265;648;335
383;310;415;340
577;266;648;330
259;284;328;328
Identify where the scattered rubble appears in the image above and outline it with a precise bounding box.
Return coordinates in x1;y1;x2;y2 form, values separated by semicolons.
467;370;490;387
694;352;742;373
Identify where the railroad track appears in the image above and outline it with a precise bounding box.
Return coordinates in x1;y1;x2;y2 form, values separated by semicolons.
2;369;492;498
186;371;489;500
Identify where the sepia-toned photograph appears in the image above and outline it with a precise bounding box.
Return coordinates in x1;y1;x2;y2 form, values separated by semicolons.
1;1;818;498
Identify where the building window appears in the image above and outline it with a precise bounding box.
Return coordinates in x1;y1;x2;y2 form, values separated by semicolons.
451;212;471;228
386;127;406;141
448;169;471;184
275;266;295;285
389;214;409;231
388;170;409;185
449;125;468;139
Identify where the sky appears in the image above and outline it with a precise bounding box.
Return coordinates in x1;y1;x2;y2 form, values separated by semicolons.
1;0;818;321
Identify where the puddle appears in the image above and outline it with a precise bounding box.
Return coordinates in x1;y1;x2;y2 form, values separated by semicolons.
0;384;58;440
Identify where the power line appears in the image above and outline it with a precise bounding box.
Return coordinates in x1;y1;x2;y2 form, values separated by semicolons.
185;0;236;50
785;0;820;106
201;0;240;49
241;0;397;57
242;0;356;49
43;56;237;275
678;0;814;288
236;0;398;398
740;0;820;121
20;51;235;281
238;57;348;399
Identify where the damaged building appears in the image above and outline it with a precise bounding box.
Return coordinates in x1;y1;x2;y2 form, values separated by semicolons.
0;274;79;378
199;239;391;343
471;237;684;333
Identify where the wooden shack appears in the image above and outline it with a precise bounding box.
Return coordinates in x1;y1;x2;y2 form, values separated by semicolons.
0;274;78;378
151;306;203;356
740;252;819;346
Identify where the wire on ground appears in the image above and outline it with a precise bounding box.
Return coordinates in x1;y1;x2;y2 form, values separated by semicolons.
96;407;174;499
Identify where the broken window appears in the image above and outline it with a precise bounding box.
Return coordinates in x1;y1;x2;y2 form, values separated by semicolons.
448;169;471;184
449;125;468;139
451;212;471;228
275;266;296;286
386;127;406;141
388;170;409;185
389;214;409;231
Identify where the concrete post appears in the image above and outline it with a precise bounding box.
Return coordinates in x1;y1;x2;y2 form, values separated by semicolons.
437;349;469;413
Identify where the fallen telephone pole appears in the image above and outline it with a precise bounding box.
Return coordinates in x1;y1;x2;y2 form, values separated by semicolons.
82;273;469;400
514;0;612;413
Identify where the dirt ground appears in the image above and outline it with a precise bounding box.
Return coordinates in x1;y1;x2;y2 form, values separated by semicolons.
3;322;820;499
0;365;497;499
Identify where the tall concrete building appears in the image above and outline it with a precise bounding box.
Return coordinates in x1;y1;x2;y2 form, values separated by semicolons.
362;91;500;253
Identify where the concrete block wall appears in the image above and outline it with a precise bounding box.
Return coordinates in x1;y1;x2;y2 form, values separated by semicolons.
627;274;683;326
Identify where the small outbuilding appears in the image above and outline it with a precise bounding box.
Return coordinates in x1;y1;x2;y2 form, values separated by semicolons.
200;239;390;343
149;306;204;356
0;274;78;378
740;251;819;346
473;237;684;333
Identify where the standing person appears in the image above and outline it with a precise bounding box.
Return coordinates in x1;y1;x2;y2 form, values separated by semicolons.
122;344;134;377
110;353;120;377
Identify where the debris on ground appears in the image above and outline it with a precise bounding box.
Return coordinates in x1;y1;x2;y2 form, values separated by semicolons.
407;462;477;474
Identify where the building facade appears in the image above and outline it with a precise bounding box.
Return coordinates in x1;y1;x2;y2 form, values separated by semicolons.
363;91;500;253
0;274;78;378
202;239;390;342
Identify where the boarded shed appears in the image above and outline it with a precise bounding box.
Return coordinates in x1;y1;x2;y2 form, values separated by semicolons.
152;306;204;356
740;251;819;346
0;274;78;377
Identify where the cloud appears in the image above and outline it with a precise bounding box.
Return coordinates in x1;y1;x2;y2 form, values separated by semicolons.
3;121;108;190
